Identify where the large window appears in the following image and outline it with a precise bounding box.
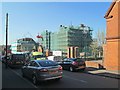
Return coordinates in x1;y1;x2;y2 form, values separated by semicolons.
38;60;57;67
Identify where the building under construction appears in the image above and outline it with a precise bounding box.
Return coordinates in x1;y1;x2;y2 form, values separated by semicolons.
41;24;93;58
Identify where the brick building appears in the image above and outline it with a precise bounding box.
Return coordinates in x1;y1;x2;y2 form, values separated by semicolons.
104;0;120;71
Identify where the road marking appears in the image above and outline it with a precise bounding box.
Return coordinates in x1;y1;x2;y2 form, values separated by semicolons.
80;80;87;83
9;68;38;88
63;75;88;83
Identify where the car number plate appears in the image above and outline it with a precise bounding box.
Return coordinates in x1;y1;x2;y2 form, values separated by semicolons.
49;71;58;74
16;62;20;64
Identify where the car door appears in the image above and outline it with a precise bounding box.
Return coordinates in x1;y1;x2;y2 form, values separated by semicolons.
59;58;66;69
22;62;31;78
64;59;72;70
62;58;71;70
26;61;34;78
27;61;39;79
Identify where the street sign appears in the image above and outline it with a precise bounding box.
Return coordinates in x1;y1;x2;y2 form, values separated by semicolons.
53;51;62;56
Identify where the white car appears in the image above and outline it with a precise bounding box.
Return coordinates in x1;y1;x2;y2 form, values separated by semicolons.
47;56;62;62
47;56;54;61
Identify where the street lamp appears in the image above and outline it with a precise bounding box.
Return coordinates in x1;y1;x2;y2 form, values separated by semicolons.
5;13;8;68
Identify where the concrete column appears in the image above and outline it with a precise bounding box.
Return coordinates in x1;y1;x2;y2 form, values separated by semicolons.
70;47;73;58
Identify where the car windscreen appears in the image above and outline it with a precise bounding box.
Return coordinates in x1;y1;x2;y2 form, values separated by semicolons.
38;60;58;67
34;55;44;58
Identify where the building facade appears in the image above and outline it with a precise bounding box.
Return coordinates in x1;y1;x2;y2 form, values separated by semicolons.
41;24;93;58
41;30;51;51
11;38;37;53
104;0;120;71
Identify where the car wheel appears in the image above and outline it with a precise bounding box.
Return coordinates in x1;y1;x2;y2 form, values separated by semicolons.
32;75;38;85
69;66;74;72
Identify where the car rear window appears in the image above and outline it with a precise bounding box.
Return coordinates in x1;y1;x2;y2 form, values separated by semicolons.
70;58;84;62
35;55;44;58
38;60;58;67
12;54;25;60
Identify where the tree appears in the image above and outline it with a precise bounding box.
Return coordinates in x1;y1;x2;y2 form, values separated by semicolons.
90;29;106;58
97;29;106;46
90;39;98;58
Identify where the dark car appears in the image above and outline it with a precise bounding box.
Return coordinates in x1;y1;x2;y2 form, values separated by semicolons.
7;54;28;68
58;58;86;72
1;55;10;63
21;60;63;85
1;56;6;63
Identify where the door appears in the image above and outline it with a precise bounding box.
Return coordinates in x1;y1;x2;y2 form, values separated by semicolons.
62;58;71;70
27;61;39;78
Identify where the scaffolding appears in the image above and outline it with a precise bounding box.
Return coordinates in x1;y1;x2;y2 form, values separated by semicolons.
41;24;93;58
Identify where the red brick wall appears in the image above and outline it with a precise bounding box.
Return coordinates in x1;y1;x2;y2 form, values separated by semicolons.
118;1;120;71
104;1;120;71
85;61;103;69
106;2;118;38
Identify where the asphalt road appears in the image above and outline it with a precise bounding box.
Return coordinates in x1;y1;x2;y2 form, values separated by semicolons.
1;62;119;89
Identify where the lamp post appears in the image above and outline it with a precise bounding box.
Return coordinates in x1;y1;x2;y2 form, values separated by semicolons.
5;13;8;68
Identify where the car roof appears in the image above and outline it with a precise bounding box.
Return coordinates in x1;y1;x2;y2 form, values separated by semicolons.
66;58;77;59
68;58;82;59
67;58;85;61
33;60;53;62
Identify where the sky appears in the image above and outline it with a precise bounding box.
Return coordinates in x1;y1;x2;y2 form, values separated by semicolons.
1;2;112;45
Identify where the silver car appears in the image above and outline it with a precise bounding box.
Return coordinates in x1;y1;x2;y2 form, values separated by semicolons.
21;60;63;85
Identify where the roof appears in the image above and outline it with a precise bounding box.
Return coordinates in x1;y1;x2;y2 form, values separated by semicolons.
104;0;119;18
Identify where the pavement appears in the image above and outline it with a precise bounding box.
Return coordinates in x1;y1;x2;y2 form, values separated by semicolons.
86;67;120;79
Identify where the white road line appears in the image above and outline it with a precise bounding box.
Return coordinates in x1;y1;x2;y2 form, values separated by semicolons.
63;75;88;83
9;68;38;88
80;80;87;83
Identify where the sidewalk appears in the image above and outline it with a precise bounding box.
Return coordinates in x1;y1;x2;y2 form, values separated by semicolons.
86;67;120;79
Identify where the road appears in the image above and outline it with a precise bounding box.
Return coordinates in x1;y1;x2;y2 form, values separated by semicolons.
1;61;119;89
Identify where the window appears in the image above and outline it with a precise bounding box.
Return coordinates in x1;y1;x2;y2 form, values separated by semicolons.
29;61;39;67
12;54;25;60
63;58;68;61
38;61;57;67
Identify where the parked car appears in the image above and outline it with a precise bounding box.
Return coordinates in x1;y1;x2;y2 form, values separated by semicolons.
21;60;63;85
58;58;86;72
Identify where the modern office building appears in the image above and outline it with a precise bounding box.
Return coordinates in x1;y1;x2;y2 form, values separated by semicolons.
41;24;93;58
11;38;37;53
41;30;51;51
